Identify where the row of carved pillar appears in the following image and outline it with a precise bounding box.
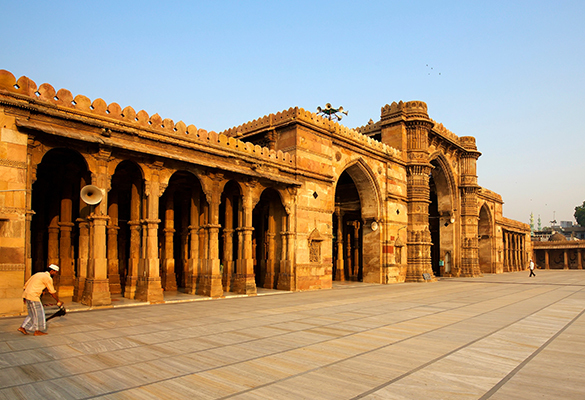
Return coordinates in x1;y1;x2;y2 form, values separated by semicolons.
540;248;583;270
31;149;297;306
333;208;361;281
503;231;526;271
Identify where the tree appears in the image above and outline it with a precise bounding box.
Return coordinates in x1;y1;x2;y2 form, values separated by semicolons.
575;201;585;227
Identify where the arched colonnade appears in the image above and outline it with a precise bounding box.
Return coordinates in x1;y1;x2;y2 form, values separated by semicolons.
30;146;297;306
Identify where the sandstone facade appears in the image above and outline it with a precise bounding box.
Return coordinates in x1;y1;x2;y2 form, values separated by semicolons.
0;70;531;316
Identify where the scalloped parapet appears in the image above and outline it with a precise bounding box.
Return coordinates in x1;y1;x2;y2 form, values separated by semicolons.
355;118;381;136
0;70;294;167
430;120;460;143
381;100;429;120
221;107;402;160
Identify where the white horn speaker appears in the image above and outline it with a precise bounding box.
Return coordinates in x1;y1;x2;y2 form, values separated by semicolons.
80;185;103;205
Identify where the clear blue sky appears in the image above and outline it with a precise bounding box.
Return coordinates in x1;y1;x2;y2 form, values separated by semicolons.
2;1;584;226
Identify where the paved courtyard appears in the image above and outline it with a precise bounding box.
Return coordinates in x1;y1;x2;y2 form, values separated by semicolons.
1;270;584;399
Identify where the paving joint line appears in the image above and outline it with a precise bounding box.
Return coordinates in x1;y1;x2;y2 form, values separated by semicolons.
2;282;572;398
478;306;585;400
79;285;552;399
350;285;585;399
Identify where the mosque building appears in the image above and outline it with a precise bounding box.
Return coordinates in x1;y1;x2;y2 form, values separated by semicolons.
0;70;531;316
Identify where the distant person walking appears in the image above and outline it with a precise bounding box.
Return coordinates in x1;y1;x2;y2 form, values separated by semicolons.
18;264;63;336
529;259;536;277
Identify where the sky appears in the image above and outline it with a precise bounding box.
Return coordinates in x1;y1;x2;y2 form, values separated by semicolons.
2;1;584;226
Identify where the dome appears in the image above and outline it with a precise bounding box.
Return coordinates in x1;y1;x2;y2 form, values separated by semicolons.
549;232;567;242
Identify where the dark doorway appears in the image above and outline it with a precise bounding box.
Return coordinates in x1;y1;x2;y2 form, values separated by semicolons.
333;171;363;281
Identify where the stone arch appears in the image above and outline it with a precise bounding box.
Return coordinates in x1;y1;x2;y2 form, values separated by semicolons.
253;187;287;289
428;153;458;276
336;158;381;221
478;202;494;273
429;152;457;213
159;170;206;292
108;160;146;299
333;158;382;283
220;179;244;292
30;147;91;300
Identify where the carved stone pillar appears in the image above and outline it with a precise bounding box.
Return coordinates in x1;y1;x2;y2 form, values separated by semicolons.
278;190;296;291
346;231;353;278
459;137;481;277
58;187;74;299
351;220;361;280
125;221;140;298
335;208;345;281
278;229;295;291
197;206;223;297
81;148;111;307
222;195;234;292
578;249;583;270
564;250;569;270
196;174;223;298
545;249;549;269
73;219;89;302
107;225;121;294
222;229;234;291
233;182;257;295
135;163;164;304
107;193;121;295
506;232;512;272
82;214;111;306
124;180;141;299
264;206;277;288
405;120;434;282
47;222;60;268
161;192;177;291
185;190;200;294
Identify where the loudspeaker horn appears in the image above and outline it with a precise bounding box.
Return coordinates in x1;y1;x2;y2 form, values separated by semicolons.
80;185;103;205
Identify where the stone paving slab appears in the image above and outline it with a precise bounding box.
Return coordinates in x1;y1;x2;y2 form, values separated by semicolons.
1;270;585;399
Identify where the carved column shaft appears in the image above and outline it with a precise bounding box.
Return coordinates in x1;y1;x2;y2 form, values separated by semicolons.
405;119;435;283
197;176;223;298
107;194;121;295
124;181;141;299
161;192;177;291
135;164;164;304
335;208;345;281
459;140;481;278
73;219;89;302
58;187;75;298
81;149;111;307
222;195;234;292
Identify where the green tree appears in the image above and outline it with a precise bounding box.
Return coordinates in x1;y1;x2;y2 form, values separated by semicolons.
575;201;585;227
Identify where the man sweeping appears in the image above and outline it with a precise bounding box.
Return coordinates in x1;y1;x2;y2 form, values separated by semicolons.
18;264;64;336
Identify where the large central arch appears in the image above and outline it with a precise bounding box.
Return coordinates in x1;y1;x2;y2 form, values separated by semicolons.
332;159;382;283
429;154;457;276
478;203;494;273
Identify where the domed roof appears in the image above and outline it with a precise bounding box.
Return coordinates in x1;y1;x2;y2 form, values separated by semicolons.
549;232;567;242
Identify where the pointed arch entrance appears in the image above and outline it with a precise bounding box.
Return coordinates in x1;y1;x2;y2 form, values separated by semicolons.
478;203;493;273
158;171;205;293
332;161;381;283
252;188;286;289
333;171;362;281
219;180;243;292
429;157;456;277
31;148;90;300
108;161;144;299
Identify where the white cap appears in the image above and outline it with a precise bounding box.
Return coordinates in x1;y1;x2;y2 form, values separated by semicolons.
48;264;60;271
